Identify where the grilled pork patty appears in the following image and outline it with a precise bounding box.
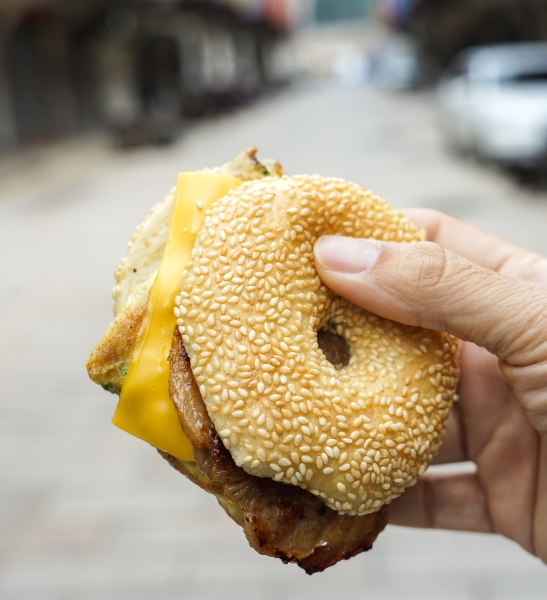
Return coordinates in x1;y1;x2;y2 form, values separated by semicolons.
162;330;389;574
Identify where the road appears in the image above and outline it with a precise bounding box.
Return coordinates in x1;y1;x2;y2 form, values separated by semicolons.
1;83;547;600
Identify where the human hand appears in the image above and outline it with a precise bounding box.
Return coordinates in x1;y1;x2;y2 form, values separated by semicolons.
314;209;547;564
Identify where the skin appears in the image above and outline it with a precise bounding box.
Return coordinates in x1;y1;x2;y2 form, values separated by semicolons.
314;209;547;564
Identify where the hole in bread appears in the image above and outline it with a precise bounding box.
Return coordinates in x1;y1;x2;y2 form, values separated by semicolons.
317;330;350;370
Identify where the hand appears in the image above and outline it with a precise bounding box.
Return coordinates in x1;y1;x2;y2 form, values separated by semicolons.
314;209;547;564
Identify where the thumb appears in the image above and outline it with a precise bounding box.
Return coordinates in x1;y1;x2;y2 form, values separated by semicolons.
314;235;547;365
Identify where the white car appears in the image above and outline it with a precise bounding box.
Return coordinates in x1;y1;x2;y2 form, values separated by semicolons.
436;43;547;170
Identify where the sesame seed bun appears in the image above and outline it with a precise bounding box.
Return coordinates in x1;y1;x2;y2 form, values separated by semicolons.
88;149;283;395
177;174;459;516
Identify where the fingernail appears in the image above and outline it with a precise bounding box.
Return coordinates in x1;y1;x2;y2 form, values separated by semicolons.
315;236;380;274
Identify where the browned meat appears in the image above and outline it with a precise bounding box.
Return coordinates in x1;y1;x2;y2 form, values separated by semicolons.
162;330;389;574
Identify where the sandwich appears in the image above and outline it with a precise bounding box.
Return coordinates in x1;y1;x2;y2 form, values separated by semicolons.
87;149;458;573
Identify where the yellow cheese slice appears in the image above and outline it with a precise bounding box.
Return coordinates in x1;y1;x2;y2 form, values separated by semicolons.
112;173;243;460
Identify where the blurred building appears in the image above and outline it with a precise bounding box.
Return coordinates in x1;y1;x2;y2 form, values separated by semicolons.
0;0;308;151
314;0;371;23
375;0;547;77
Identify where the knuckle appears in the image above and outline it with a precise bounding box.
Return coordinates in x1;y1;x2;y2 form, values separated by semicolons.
390;241;490;336
516;393;547;437
416;244;449;288
500;284;547;362
402;243;466;322
408;242;467;292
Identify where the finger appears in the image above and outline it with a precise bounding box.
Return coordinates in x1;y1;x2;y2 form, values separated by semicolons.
314;235;547;364
499;361;547;437
533;438;547;563
389;472;494;533
432;403;467;464
403;208;547;283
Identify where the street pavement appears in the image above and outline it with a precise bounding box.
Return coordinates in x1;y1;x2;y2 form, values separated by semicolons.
1;83;547;600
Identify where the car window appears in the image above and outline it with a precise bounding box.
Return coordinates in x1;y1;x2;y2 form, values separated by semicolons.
501;69;547;83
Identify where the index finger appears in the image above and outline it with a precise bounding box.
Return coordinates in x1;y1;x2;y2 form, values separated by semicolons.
402;209;547;283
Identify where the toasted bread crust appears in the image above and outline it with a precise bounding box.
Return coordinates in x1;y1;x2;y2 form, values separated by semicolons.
86;277;152;394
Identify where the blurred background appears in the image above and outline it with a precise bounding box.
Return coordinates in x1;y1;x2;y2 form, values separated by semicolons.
2;1;547;599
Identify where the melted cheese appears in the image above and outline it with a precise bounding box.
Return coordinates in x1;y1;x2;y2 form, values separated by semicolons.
112;173;243;460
